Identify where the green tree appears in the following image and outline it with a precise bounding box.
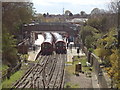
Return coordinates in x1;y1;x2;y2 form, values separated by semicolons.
85;36;95;48
94;27;120;88
2;2;34;37
80;25;99;48
2;2;34;66
2;27;18;66
87;16;108;33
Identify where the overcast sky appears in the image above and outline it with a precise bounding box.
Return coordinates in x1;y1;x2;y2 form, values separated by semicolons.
32;0;111;14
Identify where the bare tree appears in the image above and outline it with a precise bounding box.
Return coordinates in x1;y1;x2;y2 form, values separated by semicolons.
108;0;119;13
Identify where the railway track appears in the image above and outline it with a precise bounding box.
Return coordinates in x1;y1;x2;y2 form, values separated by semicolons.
13;53;66;89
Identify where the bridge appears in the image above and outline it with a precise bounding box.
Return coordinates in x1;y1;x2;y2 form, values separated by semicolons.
23;22;79;36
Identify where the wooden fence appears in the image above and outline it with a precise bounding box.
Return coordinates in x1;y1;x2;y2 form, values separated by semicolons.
2;63;21;81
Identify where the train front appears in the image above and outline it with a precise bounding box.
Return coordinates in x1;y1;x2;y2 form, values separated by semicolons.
55;39;67;54
41;33;53;55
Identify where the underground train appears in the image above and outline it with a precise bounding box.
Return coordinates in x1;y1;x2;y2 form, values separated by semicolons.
41;32;53;55
52;32;67;54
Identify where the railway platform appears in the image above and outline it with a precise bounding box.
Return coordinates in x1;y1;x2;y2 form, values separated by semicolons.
28;34;44;61
28;46;41;61
67;47;85;62
66;47;100;88
92;73;100;88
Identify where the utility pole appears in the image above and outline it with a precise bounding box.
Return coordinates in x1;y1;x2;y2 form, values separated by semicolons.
117;1;120;47
63;7;64;15
63;7;65;22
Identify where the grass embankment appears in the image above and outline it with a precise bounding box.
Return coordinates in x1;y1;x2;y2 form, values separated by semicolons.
1;70;24;88
1;62;31;88
65;56;92;88
1;65;8;77
1;54;35;88
66;56;92;75
64;82;80;88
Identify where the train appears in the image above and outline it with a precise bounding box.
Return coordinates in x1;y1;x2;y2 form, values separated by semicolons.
41;32;53;55
52;32;67;54
41;32;67;55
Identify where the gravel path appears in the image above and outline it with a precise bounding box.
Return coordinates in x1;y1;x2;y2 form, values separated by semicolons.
65;71;93;88
70;73;93;88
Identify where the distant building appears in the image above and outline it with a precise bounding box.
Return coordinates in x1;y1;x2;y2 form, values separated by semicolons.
66;18;88;26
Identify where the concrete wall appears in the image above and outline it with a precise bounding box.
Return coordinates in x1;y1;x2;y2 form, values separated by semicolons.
81;44;111;88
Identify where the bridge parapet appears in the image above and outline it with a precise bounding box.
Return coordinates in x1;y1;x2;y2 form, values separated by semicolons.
23;22;79;36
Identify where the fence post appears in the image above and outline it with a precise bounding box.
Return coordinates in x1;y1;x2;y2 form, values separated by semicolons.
7;67;12;79
87;51;91;63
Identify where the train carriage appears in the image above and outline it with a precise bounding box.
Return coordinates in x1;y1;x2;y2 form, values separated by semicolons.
41;32;53;55
52;32;67;54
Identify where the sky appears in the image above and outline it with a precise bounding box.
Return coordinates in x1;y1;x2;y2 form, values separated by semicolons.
31;0;111;15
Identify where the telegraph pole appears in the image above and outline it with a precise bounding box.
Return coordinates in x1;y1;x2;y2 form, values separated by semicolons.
63;6;65;22
63;7;64;15
117;2;120;50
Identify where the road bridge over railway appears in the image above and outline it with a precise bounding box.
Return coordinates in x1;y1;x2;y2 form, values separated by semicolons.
23;22;79;36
